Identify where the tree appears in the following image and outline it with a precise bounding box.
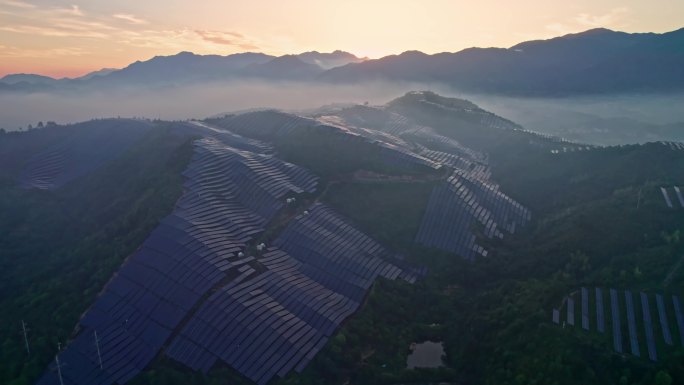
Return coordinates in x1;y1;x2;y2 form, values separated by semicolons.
654;371;672;385
37;121;44;128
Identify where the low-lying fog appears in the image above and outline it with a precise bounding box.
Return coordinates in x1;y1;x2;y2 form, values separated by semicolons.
465;92;684;145
2;81;683;146
0;81;431;130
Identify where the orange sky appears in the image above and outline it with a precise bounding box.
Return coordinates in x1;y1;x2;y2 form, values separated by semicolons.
1;0;683;78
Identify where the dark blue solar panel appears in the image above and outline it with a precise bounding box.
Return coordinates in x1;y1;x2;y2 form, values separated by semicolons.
640;292;657;361
596;288;605;333
610;289;623;353
656;294;673;345
625;291;640;357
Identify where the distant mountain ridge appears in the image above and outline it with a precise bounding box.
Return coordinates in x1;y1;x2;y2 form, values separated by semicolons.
322;27;684;95
2;27;683;95
0;51;365;90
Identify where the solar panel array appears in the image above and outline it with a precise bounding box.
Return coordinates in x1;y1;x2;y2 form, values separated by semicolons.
37;130;320;385
415;171;531;259
658;141;684;151
661;186;684;209
553;288;684;362
330;106;488;165
37;118;425;385
19;119;151;190
300;104;532;260
168;203;419;385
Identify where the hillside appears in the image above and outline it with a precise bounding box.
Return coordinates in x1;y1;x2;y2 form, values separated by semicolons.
1;92;683;385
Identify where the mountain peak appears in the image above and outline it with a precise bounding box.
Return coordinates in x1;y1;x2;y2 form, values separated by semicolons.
399;50;429;57
0;73;58;85
571;27;616;36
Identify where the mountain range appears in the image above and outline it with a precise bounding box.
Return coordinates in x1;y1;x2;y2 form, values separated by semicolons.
2;27;683;95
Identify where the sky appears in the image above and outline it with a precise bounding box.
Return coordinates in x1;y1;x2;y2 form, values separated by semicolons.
0;0;683;78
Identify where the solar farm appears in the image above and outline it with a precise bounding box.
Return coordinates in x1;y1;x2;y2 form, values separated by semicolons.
26;94;615;385
19;119;151;190
34;113;430;385
553;288;684;362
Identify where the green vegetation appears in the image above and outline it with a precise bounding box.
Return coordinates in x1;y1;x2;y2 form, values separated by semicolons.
322;181;436;252
206;117;437;179
0;125;194;385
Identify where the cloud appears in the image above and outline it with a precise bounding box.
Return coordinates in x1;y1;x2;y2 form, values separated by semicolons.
113;13;148;25
0;0;35;8
195;30;259;50
0;2;261;54
546;7;631;35
0;45;88;58
574;7;629;28
64;4;83;16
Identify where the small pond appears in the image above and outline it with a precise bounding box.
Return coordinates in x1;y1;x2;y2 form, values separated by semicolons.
406;341;445;369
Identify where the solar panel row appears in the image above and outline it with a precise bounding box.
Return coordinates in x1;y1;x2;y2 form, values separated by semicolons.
581;288;589;330
556;288;684;361
674;295;684;347
661;187;674;208
674;187;684;208
596;288;605;333
640;292;657;361
656;294;673;345
625;291;640;357
610;289;623;353
567;298;575;326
